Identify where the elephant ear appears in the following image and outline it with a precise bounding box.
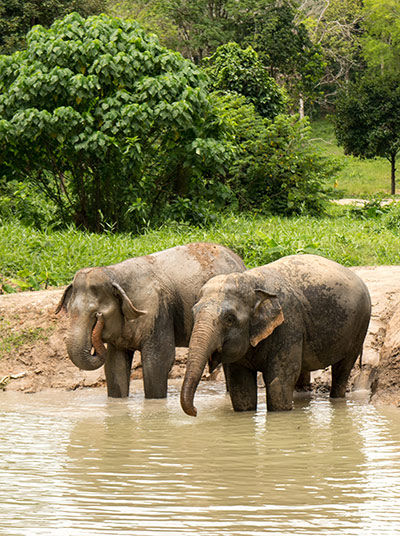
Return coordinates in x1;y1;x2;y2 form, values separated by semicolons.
249;289;284;347
55;284;73;314
111;281;147;320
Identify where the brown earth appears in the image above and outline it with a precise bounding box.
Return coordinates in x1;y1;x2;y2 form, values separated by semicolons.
1;266;400;407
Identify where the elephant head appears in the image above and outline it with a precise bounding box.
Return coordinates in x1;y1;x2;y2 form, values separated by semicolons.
180;273;284;416
56;268;146;370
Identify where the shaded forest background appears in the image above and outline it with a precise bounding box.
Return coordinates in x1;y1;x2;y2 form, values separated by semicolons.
0;0;399;239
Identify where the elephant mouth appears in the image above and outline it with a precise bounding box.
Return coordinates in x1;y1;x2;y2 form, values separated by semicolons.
208;350;222;374
91;313;107;358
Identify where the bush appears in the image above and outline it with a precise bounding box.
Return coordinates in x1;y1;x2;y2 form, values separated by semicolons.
0;12;231;232
213;92;340;215
203;42;286;119
0;179;59;228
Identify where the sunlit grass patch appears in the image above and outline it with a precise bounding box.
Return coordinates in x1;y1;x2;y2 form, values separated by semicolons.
311;119;393;197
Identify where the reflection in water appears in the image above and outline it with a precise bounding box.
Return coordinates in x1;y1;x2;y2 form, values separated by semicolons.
0;385;400;535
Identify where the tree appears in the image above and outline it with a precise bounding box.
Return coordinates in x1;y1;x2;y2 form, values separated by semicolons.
362;0;400;75
212;92;338;215
300;0;364;107
335;73;400;194
227;0;325;115
0;13;231;232
0;0;105;54
106;0;180;50
203;42;286;119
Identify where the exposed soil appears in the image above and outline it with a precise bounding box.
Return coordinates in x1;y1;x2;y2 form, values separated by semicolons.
1;265;400;407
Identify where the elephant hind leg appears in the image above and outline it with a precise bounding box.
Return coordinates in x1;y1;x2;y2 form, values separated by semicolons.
141;329;175;399
295;371;311;391
330;348;360;398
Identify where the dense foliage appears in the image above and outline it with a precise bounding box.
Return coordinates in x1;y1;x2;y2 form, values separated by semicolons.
109;0;325;113
203;43;286;119
335;72;400;194
0;13;231;232
0;0;398;243
213;93;339;215
0;0;104;53
362;0;400;76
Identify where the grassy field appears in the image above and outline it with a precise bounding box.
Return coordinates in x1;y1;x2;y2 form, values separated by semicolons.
0;117;397;290
1;204;400;290
311;119;393;197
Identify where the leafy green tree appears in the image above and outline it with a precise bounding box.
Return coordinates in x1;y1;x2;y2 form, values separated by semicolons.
106;0;180;50
362;0;400;75
213;92;338;215
118;0;324;113
0;12;231;232
0;0;104;54
153;0;233;62
335;73;400;194
226;0;325;114
203;43;286;119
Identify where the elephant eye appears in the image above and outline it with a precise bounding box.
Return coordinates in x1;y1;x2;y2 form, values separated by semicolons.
224;312;237;326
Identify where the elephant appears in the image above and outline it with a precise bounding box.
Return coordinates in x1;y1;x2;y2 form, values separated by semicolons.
56;242;245;399
180;254;371;416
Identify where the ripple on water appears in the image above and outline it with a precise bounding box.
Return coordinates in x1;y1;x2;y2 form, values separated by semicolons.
0;387;399;535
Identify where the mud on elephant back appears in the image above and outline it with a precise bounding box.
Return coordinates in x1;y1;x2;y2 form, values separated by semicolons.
56;243;246;398
180;254;371;416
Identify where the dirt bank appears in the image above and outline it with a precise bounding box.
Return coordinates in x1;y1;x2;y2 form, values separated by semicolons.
1;266;400;406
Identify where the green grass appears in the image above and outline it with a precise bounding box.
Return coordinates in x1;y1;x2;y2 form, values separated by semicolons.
311;118;393;197
1;205;400;290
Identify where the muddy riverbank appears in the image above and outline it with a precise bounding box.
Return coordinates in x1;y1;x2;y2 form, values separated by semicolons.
1;265;400;406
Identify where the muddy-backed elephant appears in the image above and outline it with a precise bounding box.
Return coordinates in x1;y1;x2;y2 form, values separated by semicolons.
56;243;245;399
181;254;371;416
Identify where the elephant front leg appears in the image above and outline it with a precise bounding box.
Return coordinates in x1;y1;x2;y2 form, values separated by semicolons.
225;363;258;412
263;344;302;411
104;345;133;398
141;331;175;399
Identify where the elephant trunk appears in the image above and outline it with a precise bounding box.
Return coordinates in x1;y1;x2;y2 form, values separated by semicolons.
66;313;106;370
181;310;221;417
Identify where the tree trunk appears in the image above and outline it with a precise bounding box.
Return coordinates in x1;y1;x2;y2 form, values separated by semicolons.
299;96;304;119
391;153;396;196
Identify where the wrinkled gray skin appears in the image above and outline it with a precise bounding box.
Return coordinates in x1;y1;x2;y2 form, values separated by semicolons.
181;254;371;416
56;243;245;399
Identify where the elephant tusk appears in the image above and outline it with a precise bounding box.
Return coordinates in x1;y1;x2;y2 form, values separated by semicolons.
91;313;107;358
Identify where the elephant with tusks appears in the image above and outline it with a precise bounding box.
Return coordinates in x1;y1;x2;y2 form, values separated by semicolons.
57;243;245;398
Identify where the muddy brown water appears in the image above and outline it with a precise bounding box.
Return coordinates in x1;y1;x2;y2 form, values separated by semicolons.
1;382;400;535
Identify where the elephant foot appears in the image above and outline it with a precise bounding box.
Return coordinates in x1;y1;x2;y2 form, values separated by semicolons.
143;376;169;399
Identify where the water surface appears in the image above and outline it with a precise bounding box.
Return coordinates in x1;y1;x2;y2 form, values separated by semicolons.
1;383;400;535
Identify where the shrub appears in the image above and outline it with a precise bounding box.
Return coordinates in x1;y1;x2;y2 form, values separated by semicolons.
203;42;286;119
213;92;340;215
0;179;59;228
0;12;231;232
